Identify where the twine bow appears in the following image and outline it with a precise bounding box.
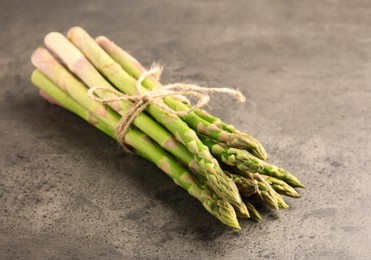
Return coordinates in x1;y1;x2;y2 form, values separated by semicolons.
88;64;246;151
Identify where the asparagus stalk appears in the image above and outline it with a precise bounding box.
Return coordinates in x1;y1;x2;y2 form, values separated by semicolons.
38;90;116;139
262;176;300;198
95;35;268;161
201;138;304;188
254;173;279;210
225;165;296;209
225;172;258;197
31;69;241;230
66;26;246;213
31;48;120;133
194;109;271;162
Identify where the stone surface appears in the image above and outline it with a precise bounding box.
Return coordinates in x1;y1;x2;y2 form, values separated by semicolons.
0;0;370;259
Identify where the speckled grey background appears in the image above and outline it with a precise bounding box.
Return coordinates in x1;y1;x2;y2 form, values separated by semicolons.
0;0;370;259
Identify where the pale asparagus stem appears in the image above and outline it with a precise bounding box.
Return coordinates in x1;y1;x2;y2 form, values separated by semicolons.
39;90;60;106
66;27;247;215
31;69;241;230
31;48;119;133
38;89;116;139
95;36;268;161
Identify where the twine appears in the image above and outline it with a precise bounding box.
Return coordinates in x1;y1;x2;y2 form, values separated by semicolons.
88;64;246;151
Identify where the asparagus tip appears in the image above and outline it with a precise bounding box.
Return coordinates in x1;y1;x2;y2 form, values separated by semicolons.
288;190;301;198
245;201;262;221
235;202;250;219
294;182;305;188
204;200;241;230
276;192;289;209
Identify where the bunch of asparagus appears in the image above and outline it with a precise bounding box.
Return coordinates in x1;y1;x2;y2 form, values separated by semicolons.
30;27;304;230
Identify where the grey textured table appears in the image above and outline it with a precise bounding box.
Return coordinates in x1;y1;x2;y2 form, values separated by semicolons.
1;0;370;259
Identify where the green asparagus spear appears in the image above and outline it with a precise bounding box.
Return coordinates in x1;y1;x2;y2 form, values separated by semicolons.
201;138;304;188
275;192;289;209
254;173;279;210
194;108;267;158
245;201;262;221
65;27;246;213
95;35;268;161
225;171;258;197
31;69;241;230
225;165;295;209
262;176;300;198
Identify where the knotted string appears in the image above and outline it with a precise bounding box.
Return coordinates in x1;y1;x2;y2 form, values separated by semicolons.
88;64;246;151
